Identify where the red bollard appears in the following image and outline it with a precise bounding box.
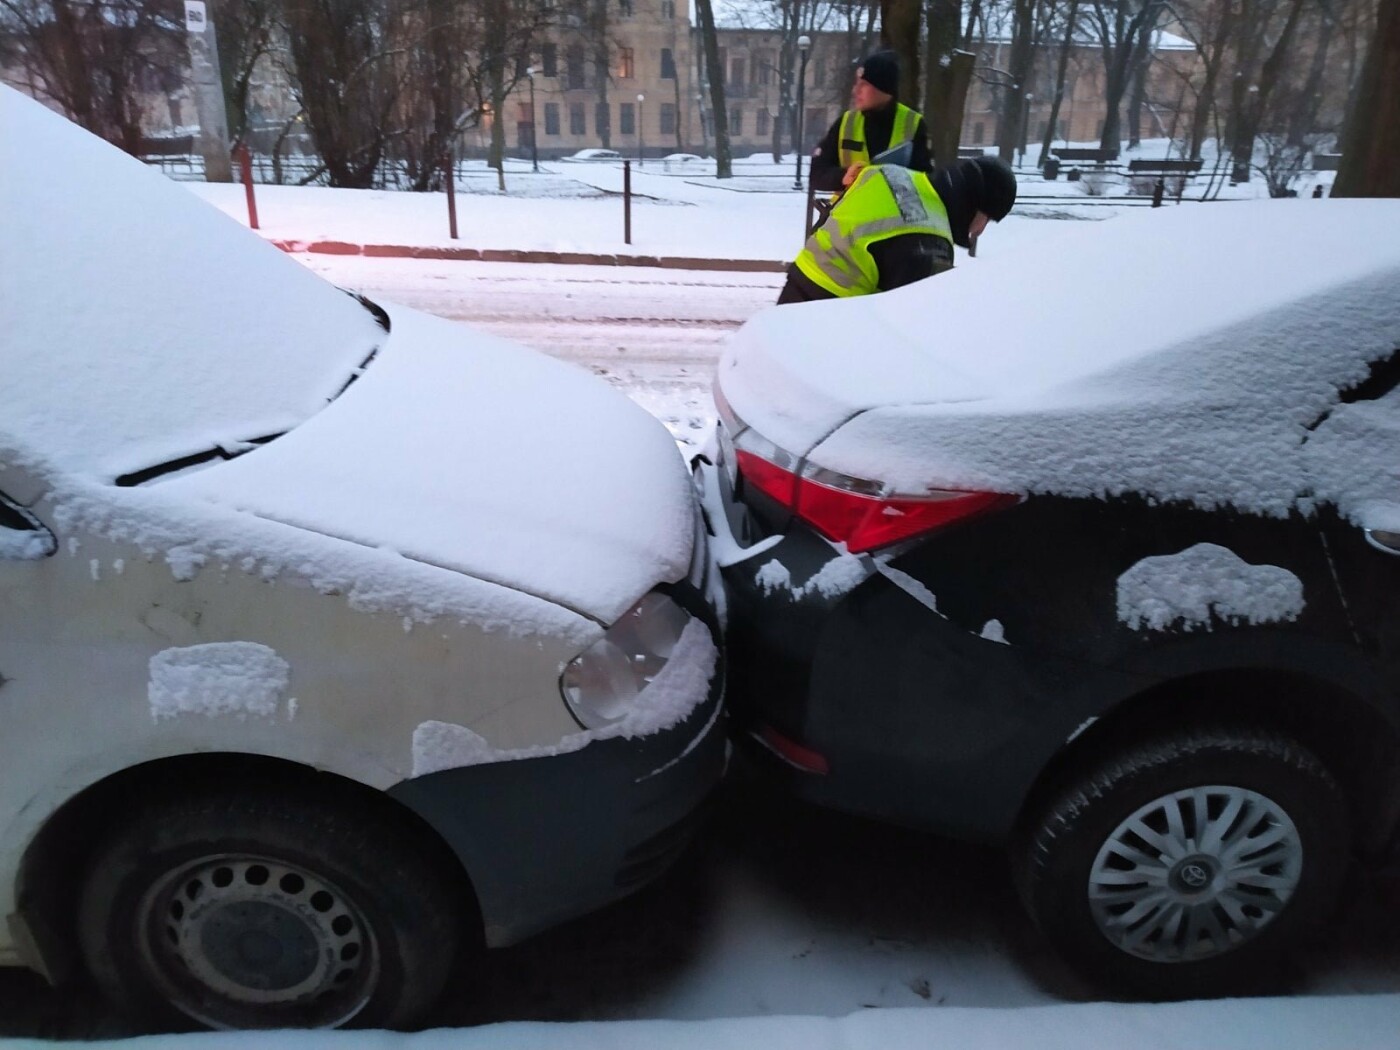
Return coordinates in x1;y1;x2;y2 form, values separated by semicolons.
234;142;258;230
623;160;632;246
444;153;458;240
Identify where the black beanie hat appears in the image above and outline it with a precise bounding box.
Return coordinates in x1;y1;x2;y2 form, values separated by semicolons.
932;156;1018;247
963;156;1017;221
856;50;899;97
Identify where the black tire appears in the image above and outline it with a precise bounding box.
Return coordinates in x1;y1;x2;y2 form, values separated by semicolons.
1016;728;1348;1000
77;788;465;1031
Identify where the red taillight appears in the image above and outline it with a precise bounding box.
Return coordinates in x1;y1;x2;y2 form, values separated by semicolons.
735;448;1013;553
797;481;1015;552
735;448;797;507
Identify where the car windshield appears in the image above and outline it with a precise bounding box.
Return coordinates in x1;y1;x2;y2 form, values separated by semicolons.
1;88;389;485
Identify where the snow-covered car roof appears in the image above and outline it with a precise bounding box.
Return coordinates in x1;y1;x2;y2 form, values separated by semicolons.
718;199;1400;526
1;87;695;626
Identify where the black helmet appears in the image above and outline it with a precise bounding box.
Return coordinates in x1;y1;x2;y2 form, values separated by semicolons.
960;156;1017;221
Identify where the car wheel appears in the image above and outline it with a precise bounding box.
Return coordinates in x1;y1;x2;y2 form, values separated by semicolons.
1017;728;1348;999
77;788;464;1031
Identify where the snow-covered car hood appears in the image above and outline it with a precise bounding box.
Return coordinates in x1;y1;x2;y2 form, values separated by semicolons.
0;87;384;482
162;303;694;623
718;200;1400;522
0;86;693;625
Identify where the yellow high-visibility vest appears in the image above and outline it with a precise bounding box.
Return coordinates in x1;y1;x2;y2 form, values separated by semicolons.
794;165;952;298
837;104;919;169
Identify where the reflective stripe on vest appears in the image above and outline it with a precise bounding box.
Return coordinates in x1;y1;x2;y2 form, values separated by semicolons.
794;165;952;298
836;104;917;169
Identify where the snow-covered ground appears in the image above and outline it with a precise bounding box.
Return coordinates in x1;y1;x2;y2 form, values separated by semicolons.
2;115;1395;1047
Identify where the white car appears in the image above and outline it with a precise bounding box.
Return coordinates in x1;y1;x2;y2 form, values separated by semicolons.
0;88;724;1030
561;147;623;162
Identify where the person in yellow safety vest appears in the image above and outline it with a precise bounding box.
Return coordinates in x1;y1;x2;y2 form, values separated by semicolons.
809;50;933;195
776;155;1017;304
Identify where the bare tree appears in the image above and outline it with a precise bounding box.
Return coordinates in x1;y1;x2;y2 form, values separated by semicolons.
1333;0;1400;195
924;0;976;168
694;0;732;175
280;0;408;187
1085;0;1165;154
213;0;281;145
1037;0;1081;163
1;0;185;156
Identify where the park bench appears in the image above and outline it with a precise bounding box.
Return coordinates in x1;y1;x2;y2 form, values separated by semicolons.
1127;157;1204;203
1050;146;1119;164
138;134;197;173
957;147;988;159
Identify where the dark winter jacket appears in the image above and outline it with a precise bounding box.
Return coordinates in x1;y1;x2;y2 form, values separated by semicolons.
808;103;934;193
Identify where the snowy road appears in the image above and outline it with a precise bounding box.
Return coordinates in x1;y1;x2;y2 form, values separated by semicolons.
296;255;784;452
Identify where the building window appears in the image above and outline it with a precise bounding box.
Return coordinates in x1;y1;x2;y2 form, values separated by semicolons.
660;0;674;16
566;45;586;89
660;102;676;134
570;103;586;135
542;43;558;78
973;121;985;143
728;57;744;89
617;47;634;78
756;108;770;136
596;103;611;138
813;59;826;87
543;103;560;135
729;107;742;135
756;49;772;85
620;103;636;135
1038;120;1049;139
618;0;632;14
660;47;676;79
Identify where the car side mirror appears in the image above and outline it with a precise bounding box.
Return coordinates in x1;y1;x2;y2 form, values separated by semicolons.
0;495;55;561
1364;527;1400;556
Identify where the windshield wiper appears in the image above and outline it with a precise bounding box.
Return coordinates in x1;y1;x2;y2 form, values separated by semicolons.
115;433;283;487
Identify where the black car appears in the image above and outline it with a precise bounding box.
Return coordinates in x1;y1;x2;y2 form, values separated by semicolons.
697;200;1400;999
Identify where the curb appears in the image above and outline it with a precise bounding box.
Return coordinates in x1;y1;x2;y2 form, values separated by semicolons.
269;239;788;273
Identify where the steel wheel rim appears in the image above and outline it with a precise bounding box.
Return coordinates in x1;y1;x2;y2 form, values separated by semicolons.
1088;785;1303;963
137;853;379;1029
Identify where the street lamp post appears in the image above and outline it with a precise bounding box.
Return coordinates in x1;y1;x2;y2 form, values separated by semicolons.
1019;92;1033;167
637;93;645;166
526;65;539;172
792;34;811;190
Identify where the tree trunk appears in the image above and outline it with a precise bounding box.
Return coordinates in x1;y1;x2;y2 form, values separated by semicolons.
924;0;973;170
694;0;732;176
881;0;922;106
1039;0;1078;164
997;0;1035;163
1333;0;1400;196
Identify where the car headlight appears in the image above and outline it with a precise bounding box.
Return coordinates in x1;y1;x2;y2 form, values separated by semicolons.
560;591;693;729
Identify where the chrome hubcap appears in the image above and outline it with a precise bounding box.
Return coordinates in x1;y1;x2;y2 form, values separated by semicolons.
140;855;378;1028
1088;786;1303;963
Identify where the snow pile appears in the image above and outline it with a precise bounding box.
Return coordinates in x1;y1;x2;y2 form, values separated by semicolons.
1116;543;1306;631
720;200;1400;523
10;994;1400;1049
148;642;292;721
411;618;718;775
